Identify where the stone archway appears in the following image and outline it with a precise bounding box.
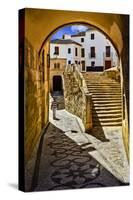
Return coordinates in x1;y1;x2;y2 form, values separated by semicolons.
20;8;129;164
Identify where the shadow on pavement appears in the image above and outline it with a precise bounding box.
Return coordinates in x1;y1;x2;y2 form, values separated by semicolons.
86;103;110;142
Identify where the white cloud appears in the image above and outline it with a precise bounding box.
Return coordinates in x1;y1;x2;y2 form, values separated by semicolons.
71;25;88;32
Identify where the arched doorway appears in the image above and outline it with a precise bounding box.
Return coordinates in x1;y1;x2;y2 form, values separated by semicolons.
53;75;62;92
39;21;127;155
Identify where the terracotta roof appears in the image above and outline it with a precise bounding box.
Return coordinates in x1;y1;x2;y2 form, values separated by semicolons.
50;39;82;46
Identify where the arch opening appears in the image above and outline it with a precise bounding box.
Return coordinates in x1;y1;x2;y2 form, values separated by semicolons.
53;75;63;93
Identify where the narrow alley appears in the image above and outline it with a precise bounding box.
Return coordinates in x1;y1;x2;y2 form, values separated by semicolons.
28;105;128;191
19;9;129;192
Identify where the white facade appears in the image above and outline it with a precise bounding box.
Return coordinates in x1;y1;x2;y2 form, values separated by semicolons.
50;30;118;72
50;40;81;65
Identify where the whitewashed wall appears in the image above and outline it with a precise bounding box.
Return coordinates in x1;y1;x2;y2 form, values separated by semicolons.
50;30;118;72
50;43;81;65
72;30;118;70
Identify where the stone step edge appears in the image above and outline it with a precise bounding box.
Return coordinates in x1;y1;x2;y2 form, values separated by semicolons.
92;100;122;103
92;114;122;118
93;107;122;110
93;110;122;114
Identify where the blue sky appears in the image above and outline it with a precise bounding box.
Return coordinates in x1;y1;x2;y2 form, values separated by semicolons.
51;25;89;40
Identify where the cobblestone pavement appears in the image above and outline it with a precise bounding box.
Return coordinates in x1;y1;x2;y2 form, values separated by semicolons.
34;122;124;191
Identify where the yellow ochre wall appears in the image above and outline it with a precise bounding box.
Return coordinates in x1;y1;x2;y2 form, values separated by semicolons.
24;38;50;163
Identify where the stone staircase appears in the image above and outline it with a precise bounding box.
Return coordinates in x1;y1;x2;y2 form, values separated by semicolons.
82;72;122;127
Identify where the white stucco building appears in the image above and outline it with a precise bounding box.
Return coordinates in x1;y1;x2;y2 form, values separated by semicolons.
50;35;82;66
50;28;118;72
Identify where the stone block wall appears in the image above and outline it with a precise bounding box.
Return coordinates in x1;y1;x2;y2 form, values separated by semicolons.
24;38;49;164
104;67;121;82
64;65;92;130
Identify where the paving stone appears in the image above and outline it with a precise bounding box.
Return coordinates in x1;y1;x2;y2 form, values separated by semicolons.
25;107;129;192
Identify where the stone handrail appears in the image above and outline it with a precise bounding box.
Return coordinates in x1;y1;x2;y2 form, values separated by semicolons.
64;64;93;130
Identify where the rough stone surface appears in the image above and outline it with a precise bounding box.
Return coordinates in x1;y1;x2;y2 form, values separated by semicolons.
64;65;89;129
24;38;49;163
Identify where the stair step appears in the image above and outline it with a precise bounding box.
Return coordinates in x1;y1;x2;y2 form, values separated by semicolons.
92;94;122;99
88;88;121;91
86;82;120;84
88;88;121;92
92;97;121;101
86;80;119;82
93;109;122;114
87;85;120;88
83;73;122;127
88;87;121;90
93;102;122;107
93;122;122;126
92;100;122;104
93;113;122;118
93;106;122;111
91;93;121;95
93;117;122;123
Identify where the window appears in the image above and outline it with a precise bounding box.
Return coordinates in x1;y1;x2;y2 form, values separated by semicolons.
57;63;60;69
75;60;78;64
54;63;60;69
81;48;85;57
81;61;85;71
54;46;59;55
81;38;84;42
54;63;57;69
91;61;95;67
106;46;111;57
75;47;78;56
68;48;71;54
90;46;95;58
68;60;71;64
91;33;95;40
